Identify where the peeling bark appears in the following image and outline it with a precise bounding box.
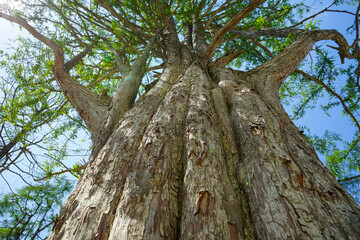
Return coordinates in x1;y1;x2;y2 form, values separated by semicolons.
214;68;360;239
48;59;360;239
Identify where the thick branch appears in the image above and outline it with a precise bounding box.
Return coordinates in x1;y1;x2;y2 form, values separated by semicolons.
204;0;266;59
109;10;176;116
64;43;95;71
0;133;21;161
249;30;356;94
231;28;305;38
0;12;60;53
91;33;159;150
192;15;208;55
111;34;157;114
0;12;109;139
212;49;243;68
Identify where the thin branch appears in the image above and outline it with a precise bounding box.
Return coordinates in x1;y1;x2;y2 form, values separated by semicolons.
97;0;149;38
295;69;360;132
87;67;118;88
286;2;336;29
338;174;360;183
340;135;360;161
204;0;233;29
290;86;323;120
102;40;130;75
201;0;218;18
355;2;360;43
34;164;87;181
147;64;164;71
252;38;274;57
45;0;87;47
325;9;356;16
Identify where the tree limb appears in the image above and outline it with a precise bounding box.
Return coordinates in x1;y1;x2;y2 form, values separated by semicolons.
103;40;130;75
0;12;60;53
0;12;109;140
231;28;305;38
285;2;336;29
248;30;358;96
295;69;360;132
97;0;149;39
211;49;243;68
338;174;360;183
64;43;96;71
33;164;87;182
87;67;118;88
204;0;266;60
204;0;233;30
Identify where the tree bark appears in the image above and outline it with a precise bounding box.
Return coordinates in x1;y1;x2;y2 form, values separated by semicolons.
48;53;360;239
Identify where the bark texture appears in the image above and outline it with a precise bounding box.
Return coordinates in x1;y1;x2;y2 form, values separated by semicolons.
48;54;360;239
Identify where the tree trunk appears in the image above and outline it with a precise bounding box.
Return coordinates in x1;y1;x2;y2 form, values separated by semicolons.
48;55;360;239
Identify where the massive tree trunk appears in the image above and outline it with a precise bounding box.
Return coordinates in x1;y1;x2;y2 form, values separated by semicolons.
48;50;360;239
2;2;359;239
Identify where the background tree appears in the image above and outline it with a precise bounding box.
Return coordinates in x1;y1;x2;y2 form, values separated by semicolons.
0;0;360;239
0;177;72;239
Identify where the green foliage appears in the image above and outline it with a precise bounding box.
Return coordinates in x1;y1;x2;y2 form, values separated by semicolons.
304;19;319;30
0;178;73;239
0;37;89;178
310;131;360;202
254;16;267;30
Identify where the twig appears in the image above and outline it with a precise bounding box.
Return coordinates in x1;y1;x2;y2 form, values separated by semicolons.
295;69;360;132
34;164;87;181
338;174;360;183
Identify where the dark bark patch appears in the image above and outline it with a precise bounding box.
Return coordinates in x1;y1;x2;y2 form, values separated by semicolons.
297;173;304;188
281;157;292;170
195;191;215;216
228;222;239;240
321;190;336;203
195;151;208;165
278;196;297;231
95;213;109;240
188;150;197;159
119;162;129;176
178;94;185;102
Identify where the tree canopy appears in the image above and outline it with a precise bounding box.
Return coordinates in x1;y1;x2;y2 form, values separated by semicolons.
0;0;359;238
